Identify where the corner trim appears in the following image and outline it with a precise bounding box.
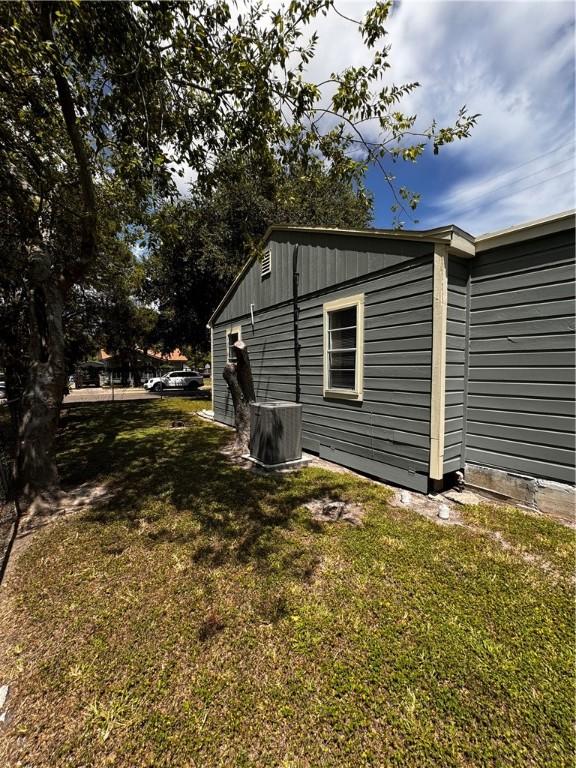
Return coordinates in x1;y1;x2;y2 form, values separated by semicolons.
210;326;214;413
429;244;448;480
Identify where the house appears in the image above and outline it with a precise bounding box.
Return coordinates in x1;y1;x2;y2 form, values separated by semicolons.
208;211;575;518
75;349;190;387
98;349;190;385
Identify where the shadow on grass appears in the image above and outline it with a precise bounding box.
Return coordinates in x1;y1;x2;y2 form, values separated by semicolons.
56;400;346;575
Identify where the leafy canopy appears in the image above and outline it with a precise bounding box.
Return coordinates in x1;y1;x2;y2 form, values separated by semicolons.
0;0;478;364
145;151;374;349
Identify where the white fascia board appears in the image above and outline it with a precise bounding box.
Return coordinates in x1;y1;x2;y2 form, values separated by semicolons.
449;231;476;258
475;210;575;252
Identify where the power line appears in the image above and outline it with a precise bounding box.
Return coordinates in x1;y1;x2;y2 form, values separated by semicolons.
457;157;574;208
459;169;574;212
475;139;575;185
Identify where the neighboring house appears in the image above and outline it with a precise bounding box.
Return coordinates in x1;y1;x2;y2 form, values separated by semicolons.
99;349;190;385
208;210;575;517
75;349;190;387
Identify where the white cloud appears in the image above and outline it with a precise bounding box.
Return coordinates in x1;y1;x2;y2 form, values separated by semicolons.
171;0;575;232
415;1;575;232
171;160;198;198
306;0;575;232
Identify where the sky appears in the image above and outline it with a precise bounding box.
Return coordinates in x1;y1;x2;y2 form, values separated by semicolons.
306;0;576;235
174;0;575;237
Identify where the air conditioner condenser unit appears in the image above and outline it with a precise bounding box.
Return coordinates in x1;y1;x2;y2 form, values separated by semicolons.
249;401;303;467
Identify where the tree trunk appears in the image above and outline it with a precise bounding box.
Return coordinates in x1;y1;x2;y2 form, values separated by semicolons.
16;252;67;510
223;340;256;453
3;6;97;512
132;352;142;386
120;350;130;387
5;358;27;446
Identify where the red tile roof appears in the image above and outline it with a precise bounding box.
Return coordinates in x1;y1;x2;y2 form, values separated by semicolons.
99;348;188;362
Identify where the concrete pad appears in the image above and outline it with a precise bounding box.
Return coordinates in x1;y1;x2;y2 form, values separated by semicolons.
535;480;576;522
443;489;483;507
465;464;536;507
244;453;314;472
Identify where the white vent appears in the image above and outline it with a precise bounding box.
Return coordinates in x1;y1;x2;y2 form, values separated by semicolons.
261;250;272;278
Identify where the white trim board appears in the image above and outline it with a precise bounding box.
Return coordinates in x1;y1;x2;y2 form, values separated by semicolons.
429;244;448;481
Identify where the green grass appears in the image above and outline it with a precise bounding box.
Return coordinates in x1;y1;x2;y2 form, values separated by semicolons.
0;399;573;767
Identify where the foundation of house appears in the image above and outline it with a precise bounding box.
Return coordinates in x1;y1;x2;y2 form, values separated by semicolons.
244;453;314;472
464;464;575;523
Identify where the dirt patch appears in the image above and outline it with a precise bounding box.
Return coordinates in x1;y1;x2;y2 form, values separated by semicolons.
388;488;462;525
483;529;569;582
0;481;111;587
304;498;365;526
308;456;361;477
389;488;570;581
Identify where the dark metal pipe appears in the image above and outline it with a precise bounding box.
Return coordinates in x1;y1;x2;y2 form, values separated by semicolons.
292;245;301;403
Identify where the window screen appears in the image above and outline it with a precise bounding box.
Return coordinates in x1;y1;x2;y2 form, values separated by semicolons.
327;306;357;390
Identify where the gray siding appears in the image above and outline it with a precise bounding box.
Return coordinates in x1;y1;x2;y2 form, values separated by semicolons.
444;258;469;474
213;302;297;426
212;222;575;495
213;241;434;492
298;258;433;492
216;231;432;325
466;230;576;485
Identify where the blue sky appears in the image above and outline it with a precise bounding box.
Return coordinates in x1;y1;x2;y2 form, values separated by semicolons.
320;0;575;235
174;1;575;236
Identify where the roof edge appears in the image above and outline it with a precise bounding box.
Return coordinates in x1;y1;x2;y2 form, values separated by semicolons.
261;222;475;245
207;223;476;325
208;252;256;327
475;209;575;252
208;210;573;325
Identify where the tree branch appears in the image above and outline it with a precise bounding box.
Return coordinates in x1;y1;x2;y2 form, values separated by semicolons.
39;4;96;289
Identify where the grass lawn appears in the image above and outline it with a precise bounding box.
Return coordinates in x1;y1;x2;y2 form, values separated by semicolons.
0;399;573;767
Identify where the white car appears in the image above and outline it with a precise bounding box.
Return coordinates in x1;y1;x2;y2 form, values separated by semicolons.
144;370;203;392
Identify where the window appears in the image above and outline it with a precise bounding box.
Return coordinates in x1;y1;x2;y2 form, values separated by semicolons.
261;249;272;278
226;325;242;363
323;294;364;400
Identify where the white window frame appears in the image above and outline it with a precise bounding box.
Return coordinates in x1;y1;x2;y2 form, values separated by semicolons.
226;324;242;363
323;293;364;401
